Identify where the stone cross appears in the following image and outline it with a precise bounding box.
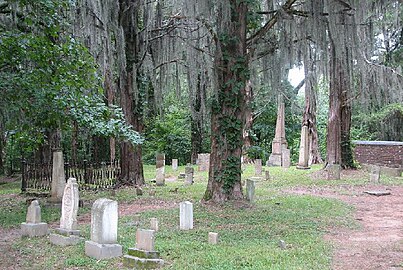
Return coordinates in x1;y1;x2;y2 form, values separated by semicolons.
185;166;194;185
156;154;165;186
26;200;41;223
172;159;178;171
90;198;118;244
297;125;310;169
50;150;66;202
208;232;219;244
197;153;210;171
180;201;193;230
254;159;262;176
136;229;155;251
246;179;256;203
60;178;79;231
268;95;289;166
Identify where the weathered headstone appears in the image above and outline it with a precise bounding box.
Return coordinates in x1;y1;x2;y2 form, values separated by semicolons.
150;218;159;231
254;159;262;176
281;148;291;168
21;200;48;237
185;166;194;186
180;201;193;230
197;153;210;171
85;198;122;259
265;170;270;181
246;179;256;203
268;95;290;166
50;178;82;246
369;165;381;183
49;150;66;203
124;229;164;268
172;159;178;171
156;153;165;186
208;232;219;244
326;164;341;180
297;125;310;169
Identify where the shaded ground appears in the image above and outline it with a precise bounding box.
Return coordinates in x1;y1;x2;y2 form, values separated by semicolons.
285;184;403;270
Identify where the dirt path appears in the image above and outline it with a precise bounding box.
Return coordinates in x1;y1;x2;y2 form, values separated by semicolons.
285;185;403;270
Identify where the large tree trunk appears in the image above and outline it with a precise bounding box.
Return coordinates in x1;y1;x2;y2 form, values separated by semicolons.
204;1;248;202
118;0;144;186
190;72;205;164
242;80;253;163
0;120;4;174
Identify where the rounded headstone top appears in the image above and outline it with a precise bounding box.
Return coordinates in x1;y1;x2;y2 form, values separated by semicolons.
67;177;77;184
31;200;39;206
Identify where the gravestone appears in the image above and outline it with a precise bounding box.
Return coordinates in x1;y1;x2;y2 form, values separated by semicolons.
185;166;194;185
85;198;122;260
254;159;262;176
326;164;341;180
208;232;219;244
50;178;82;246
369;165;381;183
268;95;289;166
197;153;210;171
150;218;159;231
281;148;291;168
265;170;270;181
172;159;178;171
297;125;310;169
156;154;165;186
124;229;164;268
180;201;193;230
246;179;256;203
49;150;66;203
21;200;48;237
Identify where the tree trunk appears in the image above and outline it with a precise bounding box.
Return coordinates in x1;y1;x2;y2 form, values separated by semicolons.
190;72;205;164
71;121;78;163
204;1;248;202
105;69;116;162
242;80;253;163
0;121;4;174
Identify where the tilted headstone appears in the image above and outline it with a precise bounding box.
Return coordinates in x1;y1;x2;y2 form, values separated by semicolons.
370;165;381;183
21;200;48;237
124;229;164;268
297;125;310;169
197;153;210;171
281;148;291;168
156;154;165;186
326;164;341;180
150;218;159;232
50;150;66;203
85;198;122;259
180;201;193;230
254;159;262;176
50;178;81;246
268;95;289;166
185;166;194;185
172;159;178;171
208;232;219;244
246;179;256;203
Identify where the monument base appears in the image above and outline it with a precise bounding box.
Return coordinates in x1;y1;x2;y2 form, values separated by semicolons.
267;153;282;167
21;222;48;237
50;233;82;246
85;241;122;260
296;165;310;170
124;248;164;269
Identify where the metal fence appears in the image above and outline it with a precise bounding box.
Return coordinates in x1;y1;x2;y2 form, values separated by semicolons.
21;160;121;192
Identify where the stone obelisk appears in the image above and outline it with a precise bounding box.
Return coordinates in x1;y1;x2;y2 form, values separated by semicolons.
268;94;289;167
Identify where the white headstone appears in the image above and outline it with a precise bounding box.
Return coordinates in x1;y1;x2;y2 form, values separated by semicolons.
136;229;155;252
150;218;159;231
370;165;381;183
172;159;178;171
297;125;310;169
90;198;118;244
254;159;262;176
282;148;291;168
26;200;41;224
179;201;193;230
208;232;219;244
60;178;79;230
156;154;165;186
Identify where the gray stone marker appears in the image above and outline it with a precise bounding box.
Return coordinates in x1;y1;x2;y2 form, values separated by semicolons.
172;159;178;171
369;165;381;183
150;218;159;232
326;164;341;180
156;154;165;186
124;229;164;268
197;153;210;171
297;125;310;169
265;170;270;181
208;232;219;244
180;201;193;230
49;150;66;203
85;198;122;260
50;178;82;246
381;166;402;177
281;148;291;168
254;159;262;176
21;200;48;237
185;166;194;186
246;179;256;203
364;190;391;196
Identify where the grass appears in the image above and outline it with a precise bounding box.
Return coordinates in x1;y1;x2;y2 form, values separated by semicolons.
0;163;401;269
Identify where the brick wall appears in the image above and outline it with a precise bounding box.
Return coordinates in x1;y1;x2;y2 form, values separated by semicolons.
353;141;403;168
